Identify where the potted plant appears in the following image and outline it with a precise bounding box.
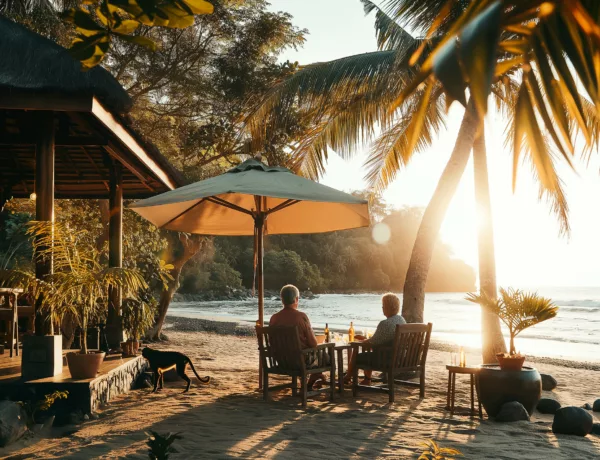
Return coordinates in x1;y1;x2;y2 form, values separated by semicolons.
466;288;558;417
28;221;147;379
122;293;156;356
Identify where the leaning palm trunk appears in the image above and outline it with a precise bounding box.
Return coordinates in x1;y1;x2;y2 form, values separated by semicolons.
402;103;479;323
473;132;507;362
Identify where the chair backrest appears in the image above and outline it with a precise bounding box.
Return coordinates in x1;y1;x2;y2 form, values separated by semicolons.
256;325;304;371
390;323;433;371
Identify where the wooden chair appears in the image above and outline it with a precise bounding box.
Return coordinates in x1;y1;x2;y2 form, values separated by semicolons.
351;323;432;403
257;325;335;408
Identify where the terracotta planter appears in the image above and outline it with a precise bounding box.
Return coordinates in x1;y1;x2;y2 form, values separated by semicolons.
66;351;106;379
478;364;542;417
496;354;526;371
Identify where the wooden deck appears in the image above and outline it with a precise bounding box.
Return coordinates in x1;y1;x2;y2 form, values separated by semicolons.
0;350;148;417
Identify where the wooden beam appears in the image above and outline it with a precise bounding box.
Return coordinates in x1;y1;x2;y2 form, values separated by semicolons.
0;91;93;112
34;111;55;336
105;143;154;193
91;98;177;190
80;146;110;191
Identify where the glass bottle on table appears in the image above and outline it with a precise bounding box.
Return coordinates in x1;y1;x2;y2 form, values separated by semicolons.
349;321;355;343
324;323;330;343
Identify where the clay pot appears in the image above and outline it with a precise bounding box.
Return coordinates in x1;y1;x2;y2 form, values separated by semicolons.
478;364;542;417
497;353;526;371
66;351;106;379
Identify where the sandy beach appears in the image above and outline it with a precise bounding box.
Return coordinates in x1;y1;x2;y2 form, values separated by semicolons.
2;317;599;459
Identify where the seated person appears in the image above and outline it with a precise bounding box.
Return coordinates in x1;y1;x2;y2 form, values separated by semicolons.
345;293;406;385
270;284;329;388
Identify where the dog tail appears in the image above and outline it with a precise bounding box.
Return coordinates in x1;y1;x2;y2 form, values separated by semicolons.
188;358;210;384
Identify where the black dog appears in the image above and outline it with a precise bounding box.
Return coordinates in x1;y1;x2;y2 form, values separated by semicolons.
142;347;210;393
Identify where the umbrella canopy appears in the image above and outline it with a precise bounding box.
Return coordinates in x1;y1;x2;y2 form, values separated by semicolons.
130;159;369;235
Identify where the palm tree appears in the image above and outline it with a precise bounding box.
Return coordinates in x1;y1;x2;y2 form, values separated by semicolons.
0;221;147;354
245;0;600;361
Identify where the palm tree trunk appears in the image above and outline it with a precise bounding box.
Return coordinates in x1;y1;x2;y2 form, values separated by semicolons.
473;132;507;363
402;103;479;322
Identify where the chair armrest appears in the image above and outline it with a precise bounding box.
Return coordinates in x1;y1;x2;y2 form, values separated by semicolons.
350;342;373;352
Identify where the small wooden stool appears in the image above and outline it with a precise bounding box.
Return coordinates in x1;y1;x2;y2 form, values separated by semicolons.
446;365;482;418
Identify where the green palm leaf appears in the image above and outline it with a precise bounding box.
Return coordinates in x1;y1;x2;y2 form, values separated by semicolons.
361;0;416;51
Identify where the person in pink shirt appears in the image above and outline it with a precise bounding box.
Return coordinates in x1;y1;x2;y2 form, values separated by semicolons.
270;284;327;388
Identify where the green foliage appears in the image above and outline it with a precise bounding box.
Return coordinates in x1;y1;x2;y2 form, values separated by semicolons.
180;206;475;294
146;430;182;460
0;212;32;269
62;0;213;68
418;439;462;460
466;288;558;355
18;390;69;428
122;295;157;340
0;221;147;354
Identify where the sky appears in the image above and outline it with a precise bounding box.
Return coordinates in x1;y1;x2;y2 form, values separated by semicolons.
267;0;600;288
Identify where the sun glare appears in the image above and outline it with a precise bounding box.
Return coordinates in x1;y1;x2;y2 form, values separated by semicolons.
372;222;391;245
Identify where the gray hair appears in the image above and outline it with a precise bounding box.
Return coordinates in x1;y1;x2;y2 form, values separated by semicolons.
280;284;300;306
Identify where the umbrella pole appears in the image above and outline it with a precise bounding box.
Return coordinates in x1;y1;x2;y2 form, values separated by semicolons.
255;201;265;389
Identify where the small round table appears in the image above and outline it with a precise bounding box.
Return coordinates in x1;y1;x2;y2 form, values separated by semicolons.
446;365;482;418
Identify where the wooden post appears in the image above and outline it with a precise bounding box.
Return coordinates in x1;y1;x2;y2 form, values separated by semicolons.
107;162;123;347
255;196;265;388
34;111;55;336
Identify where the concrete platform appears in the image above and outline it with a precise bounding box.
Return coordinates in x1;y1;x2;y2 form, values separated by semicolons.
0;350;148;416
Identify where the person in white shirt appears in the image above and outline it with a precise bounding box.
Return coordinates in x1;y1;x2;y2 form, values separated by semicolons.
344;293;406;385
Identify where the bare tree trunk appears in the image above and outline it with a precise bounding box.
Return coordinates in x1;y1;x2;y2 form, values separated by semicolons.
473;132;507;362
402;104;479;323
148;233;207;340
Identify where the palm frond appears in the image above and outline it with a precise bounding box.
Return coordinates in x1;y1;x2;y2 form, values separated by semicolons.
361;0;416;51
245;49;414;157
365;85;446;192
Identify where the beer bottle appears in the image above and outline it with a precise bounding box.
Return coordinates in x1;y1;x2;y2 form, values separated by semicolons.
324;323;330;342
349;321;355;342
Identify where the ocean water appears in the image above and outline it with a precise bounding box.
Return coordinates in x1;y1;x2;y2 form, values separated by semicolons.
168;287;600;363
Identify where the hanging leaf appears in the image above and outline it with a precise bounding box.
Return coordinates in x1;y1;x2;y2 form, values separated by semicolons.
432;38;467;106
458;1;503;115
112;19;140;35
182;0;213;15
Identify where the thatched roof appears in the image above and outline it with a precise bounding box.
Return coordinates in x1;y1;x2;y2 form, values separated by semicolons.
0;15;132;113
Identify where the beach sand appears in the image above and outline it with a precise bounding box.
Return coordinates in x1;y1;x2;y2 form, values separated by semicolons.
2;317;599;459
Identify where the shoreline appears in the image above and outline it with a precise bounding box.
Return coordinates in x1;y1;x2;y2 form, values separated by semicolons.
165;314;600;371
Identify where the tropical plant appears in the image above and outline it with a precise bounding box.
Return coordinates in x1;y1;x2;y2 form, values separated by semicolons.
466;288;558;356
146;431;182;460
122;294;157;341
418;439;462;460
18;390;69;428
0;221;147;354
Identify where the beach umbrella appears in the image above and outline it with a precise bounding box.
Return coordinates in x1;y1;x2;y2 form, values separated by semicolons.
129;158;370;327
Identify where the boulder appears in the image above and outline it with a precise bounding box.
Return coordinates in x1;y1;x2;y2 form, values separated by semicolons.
495;401;530;422
0;401;28;447
537;398;561;415
541;374;557;391
552;407;593;437
593;399;600;412
592;424;600;436
583;403;592;410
